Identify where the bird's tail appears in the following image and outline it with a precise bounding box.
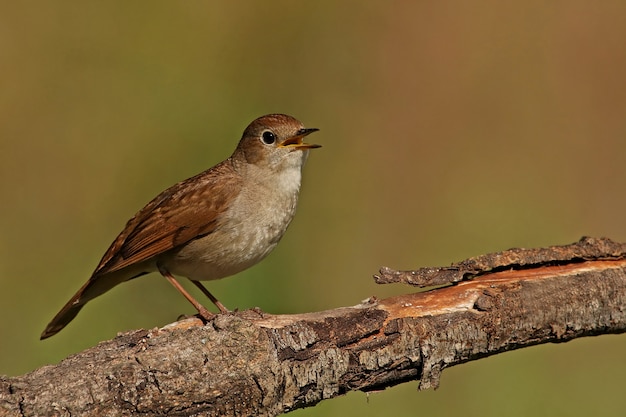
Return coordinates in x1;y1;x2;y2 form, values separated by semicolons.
40;268;147;340
40;291;87;340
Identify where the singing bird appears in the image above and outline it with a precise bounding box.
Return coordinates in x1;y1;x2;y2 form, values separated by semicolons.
41;114;320;339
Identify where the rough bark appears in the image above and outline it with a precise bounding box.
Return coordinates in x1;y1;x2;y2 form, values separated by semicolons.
2;237;625;416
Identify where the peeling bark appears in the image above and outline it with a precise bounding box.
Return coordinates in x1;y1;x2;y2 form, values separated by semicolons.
2;237;625;416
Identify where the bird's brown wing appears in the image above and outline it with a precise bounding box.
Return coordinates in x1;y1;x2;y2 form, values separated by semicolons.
94;160;241;276
40;161;241;340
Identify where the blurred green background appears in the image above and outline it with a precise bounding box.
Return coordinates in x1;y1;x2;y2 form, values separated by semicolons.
2;1;626;416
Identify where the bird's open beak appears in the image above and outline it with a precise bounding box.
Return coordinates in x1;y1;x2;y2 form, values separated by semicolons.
279;128;321;150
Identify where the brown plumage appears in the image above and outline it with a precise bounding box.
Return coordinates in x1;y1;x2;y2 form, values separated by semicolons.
41;114;320;339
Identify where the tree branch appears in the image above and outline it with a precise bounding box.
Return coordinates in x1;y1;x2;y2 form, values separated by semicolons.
2;237;625;416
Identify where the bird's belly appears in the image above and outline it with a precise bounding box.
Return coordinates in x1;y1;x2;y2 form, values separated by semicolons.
162;205;295;281
167;232;278;280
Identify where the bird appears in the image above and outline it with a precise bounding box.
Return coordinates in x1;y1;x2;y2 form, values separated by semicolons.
41;114;320;339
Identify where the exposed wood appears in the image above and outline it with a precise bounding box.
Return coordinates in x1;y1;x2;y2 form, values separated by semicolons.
2;237;625;416
375;236;626;286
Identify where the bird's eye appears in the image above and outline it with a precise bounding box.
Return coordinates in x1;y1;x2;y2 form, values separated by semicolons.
261;130;276;145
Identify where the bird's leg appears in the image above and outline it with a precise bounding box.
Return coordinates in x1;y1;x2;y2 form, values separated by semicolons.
158;266;215;321
190;280;231;314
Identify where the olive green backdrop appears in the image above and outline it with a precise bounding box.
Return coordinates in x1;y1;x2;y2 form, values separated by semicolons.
1;2;626;416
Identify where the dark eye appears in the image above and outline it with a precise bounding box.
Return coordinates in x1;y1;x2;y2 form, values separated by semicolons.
261;130;276;145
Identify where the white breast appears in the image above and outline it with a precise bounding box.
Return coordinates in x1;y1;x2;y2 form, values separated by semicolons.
165;153;306;281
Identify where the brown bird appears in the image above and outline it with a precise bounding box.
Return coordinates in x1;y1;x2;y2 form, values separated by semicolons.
41;114;320;339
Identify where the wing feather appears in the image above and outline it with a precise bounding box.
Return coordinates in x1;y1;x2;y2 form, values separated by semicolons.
92;160;240;276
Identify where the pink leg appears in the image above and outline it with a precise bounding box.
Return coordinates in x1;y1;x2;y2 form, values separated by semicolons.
158;266;215;320
191;280;230;314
